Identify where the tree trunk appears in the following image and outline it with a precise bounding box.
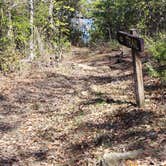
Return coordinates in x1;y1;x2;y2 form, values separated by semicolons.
7;9;12;39
7;2;18;41
49;0;54;28
0;7;4;37
29;0;35;61
34;27;44;56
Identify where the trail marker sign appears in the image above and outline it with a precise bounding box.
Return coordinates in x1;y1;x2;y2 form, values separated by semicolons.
117;29;145;108
117;31;144;52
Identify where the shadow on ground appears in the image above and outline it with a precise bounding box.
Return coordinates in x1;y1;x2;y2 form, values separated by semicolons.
0;121;20;134
0;149;49;166
66;107;165;163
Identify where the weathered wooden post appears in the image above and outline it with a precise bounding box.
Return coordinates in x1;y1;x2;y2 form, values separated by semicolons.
117;29;145;107
130;29;145;107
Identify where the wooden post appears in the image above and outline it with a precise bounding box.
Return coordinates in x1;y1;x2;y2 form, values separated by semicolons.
130;29;145;107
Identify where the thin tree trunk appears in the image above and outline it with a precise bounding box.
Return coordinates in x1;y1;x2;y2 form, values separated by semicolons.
29;0;34;60
107;27;111;41
7;9;12;39
0;7;4;37
7;2;18;43
106;24;112;41
34;27;44;56
49;0;54;27
6;1;18;40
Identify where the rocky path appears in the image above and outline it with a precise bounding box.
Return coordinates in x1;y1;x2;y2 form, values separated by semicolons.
0;47;165;165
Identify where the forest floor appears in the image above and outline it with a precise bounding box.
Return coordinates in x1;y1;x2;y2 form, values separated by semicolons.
0;46;165;166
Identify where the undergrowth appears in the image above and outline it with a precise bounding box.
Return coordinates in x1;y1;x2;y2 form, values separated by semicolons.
145;33;166;82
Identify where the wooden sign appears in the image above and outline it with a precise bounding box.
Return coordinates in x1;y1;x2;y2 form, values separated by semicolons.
117;31;144;52
117;29;145;108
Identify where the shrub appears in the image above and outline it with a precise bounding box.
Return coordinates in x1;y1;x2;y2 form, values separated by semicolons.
146;34;166;82
0;48;21;73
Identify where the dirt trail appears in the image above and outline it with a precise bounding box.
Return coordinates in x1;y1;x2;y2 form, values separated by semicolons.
0;47;165;166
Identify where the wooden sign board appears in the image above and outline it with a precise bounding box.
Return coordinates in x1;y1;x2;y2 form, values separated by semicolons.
116;29;145;108
117;31;144;52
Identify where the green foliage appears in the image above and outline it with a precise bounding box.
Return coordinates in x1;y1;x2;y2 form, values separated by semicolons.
34;1;49;28
0;5;8;49
90;27;105;43
0;2;30;73
0;0;81;73
37;0;79;51
0;47;21;73
146;34;166;81
89;0;166;41
0;37;10;50
12;15;30;50
108;40;120;51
